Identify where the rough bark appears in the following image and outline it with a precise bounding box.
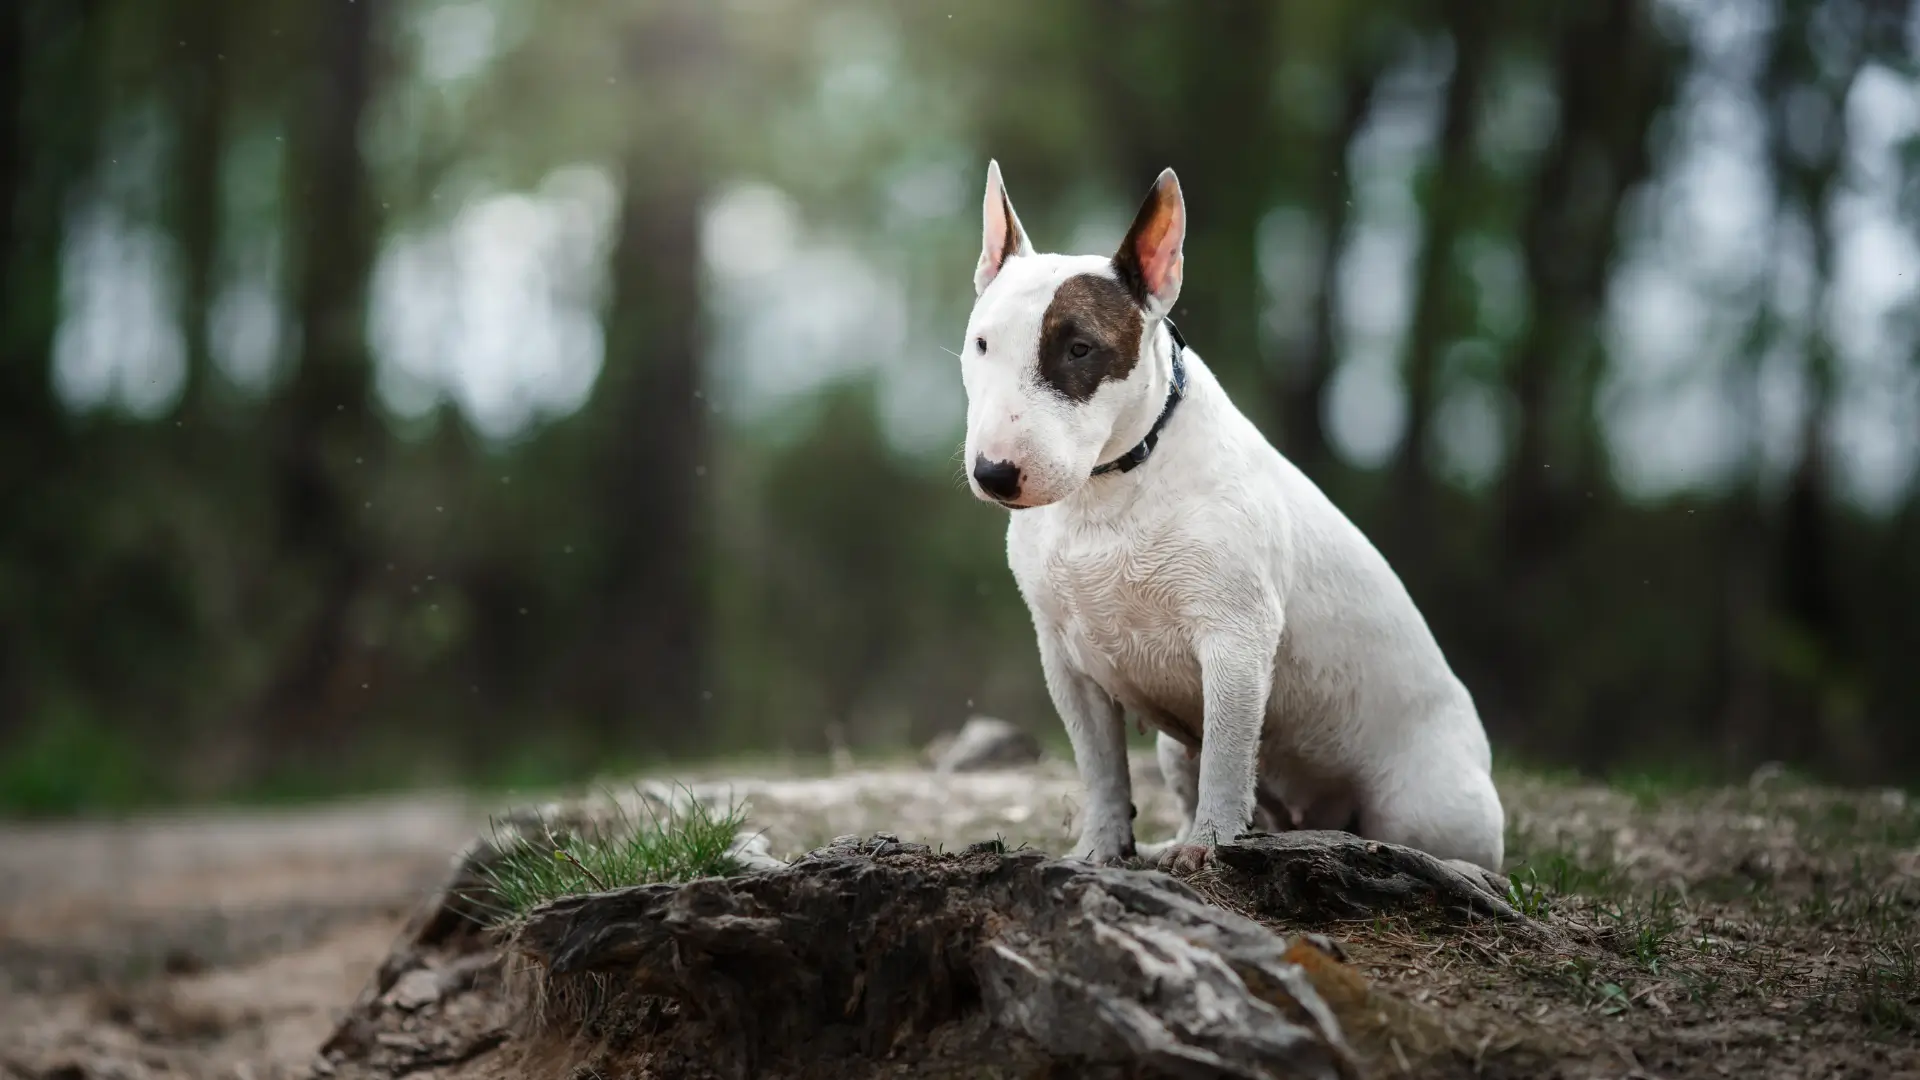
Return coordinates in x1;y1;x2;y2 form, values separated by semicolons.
1214;831;1519;924
321;824;1535;1080
511;836;1358;1080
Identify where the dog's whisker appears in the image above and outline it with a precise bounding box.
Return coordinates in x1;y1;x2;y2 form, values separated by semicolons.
938;346;963;360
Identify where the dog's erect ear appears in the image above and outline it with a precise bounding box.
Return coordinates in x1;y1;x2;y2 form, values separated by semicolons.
975;159;1033;296
1113;168;1185;318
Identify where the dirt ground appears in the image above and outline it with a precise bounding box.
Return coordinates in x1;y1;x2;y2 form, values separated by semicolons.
2;753;1916;1079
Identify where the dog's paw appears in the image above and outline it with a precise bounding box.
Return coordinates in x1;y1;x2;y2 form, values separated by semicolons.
1156;841;1215;875
1133;837;1178;862
1068;834;1137;867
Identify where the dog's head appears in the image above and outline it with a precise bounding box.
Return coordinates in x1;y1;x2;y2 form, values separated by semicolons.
960;162;1187;509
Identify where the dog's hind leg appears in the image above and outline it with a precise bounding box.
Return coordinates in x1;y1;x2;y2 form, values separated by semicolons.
1136;731;1197;861
1358;746;1505;873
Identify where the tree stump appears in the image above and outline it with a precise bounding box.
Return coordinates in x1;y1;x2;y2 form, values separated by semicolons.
1214;831;1520;925
317;829;1534;1080
513;834;1359;1079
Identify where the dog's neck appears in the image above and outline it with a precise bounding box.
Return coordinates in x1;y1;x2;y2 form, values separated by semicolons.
1090;318;1187;478
1067;319;1203;516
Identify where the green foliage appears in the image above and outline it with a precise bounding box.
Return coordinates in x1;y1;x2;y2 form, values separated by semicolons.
1608;764;1727;811
3;0;1919;814
476;790;749;924
1506;866;1555;918
1507;847;1622;902
0;707;156;817
1851;943;1919;1036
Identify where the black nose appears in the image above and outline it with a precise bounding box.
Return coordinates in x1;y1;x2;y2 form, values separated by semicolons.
972;455;1022;500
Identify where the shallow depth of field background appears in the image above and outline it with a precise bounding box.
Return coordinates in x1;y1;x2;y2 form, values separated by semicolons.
3;0;1918;814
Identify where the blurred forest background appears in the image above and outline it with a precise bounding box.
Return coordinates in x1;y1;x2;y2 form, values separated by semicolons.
3;0;1918;815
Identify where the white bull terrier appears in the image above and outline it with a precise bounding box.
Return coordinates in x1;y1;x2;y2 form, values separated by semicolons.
960;161;1505;875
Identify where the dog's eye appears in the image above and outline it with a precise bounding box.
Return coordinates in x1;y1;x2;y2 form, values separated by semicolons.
974;337;987;354
1069;341;1091;359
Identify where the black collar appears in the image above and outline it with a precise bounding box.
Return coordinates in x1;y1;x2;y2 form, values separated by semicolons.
1090;317;1188;477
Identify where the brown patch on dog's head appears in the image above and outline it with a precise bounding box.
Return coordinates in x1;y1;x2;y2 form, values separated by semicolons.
1036;273;1144;403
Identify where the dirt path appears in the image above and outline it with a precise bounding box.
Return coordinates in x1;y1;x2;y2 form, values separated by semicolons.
0;759;1114;1080
1;794;487;1080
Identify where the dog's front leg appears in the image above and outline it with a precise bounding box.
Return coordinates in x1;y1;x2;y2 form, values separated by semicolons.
1038;631;1134;865
1159;632;1275;875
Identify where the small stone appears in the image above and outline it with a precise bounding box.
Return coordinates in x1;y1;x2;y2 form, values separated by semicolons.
1298;932;1350;962
375;1032;427;1051
381;968;444;1012
727;829;786;872
921;731;956;767
932;716;1042;774
1748;761;1788;790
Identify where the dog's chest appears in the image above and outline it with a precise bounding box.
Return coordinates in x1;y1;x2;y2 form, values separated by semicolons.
1013;517;1200;703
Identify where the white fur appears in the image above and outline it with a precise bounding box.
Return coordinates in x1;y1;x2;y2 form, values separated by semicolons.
959;164;1506;873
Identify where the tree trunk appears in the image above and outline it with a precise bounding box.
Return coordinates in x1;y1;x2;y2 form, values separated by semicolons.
1712;291;1780;771
1496;0;1678;745
1391;2;1487;570
252;0;384;767
1768;225;1848;772
0;0;102;744
0;2;20;336
575;130;711;758
1281;69;1378;484
1502;1;1670;567
1172;3;1277;420
1749;2;1879;773
168;0;229;417
1081;1;1277;419
0;0;33;745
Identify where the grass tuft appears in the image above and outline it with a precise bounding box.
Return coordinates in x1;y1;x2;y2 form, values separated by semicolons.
1507;866;1555;918
477;785;749;924
1505;847;1621;905
1851;941;1920;1036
